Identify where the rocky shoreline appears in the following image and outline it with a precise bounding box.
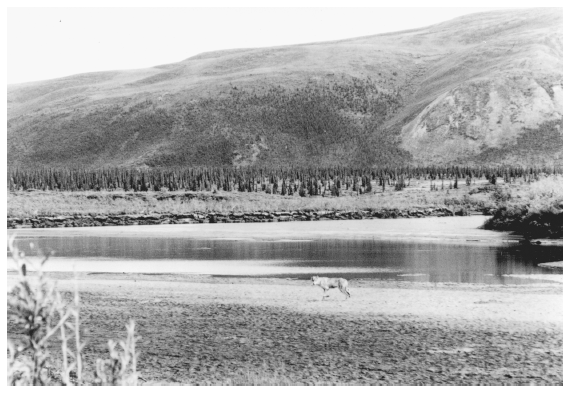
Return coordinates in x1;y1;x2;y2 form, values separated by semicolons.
7;207;490;229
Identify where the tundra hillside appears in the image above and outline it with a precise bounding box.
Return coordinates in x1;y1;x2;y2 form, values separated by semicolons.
7;8;562;169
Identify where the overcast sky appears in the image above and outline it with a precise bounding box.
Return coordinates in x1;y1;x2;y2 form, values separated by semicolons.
7;5;520;84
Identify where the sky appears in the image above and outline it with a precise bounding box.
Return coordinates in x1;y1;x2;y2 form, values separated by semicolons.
5;4;541;84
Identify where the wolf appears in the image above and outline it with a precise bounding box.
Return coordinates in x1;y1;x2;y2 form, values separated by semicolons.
311;276;351;300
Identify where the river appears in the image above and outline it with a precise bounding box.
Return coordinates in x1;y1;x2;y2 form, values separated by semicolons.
7;216;562;284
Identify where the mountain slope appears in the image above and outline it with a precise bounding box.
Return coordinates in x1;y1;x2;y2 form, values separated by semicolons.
7;8;562;168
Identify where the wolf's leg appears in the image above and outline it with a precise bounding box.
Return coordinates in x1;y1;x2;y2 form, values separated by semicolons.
322;288;329;301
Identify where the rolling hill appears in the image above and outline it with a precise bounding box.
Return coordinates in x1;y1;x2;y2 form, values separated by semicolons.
7;8;563;168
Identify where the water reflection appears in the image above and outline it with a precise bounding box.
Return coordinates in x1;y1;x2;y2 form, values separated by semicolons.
9;236;561;285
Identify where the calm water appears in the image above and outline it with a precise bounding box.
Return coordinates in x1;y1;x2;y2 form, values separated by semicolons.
7;218;562;285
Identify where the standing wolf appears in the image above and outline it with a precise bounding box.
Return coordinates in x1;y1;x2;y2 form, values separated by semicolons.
311;276;351;300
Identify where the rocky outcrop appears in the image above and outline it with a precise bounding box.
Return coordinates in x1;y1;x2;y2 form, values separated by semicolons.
400;76;563;165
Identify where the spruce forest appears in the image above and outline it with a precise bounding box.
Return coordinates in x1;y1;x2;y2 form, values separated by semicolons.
8;165;562;194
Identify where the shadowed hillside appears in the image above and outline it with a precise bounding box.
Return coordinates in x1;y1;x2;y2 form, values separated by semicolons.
7;8;562;168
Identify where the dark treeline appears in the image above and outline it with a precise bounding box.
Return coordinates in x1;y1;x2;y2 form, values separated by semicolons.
8;165;563;195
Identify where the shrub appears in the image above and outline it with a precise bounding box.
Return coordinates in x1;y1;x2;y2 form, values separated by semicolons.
7;236;141;386
493;187;512;202
483;199;563;239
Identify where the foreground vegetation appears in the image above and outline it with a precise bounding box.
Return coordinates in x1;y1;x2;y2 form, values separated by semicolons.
7;237;140;386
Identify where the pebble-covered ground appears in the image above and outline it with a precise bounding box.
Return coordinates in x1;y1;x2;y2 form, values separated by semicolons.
8;274;563;385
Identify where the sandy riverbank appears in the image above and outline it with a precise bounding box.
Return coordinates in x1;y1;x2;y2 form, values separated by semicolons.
7;273;563;385
8;216;517;243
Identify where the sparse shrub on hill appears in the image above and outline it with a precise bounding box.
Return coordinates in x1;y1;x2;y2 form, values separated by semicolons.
8;77;411;168
469;120;563;167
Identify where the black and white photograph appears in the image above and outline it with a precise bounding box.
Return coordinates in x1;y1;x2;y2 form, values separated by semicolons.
6;1;564;386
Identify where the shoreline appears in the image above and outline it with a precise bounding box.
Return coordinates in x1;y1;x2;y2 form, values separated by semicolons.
7;272;564;318
8;206;483;229
8;270;564;289
6;216;508;242
9;209;561;244
8;273;563;385
7;215;562;247
537;261;563;272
